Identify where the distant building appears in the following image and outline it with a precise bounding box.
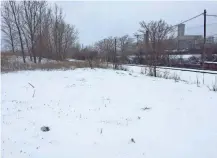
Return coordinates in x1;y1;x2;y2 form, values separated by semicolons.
176;24;214;50
177;35;203;50
206;36;215;44
178;24;185;36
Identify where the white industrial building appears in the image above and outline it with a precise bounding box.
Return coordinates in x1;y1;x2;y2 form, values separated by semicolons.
177;24;214;50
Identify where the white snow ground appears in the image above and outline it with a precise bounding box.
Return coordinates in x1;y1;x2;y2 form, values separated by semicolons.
126;65;217;88
1;68;217;158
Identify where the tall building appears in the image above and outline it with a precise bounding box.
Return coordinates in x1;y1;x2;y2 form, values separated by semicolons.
178;24;185;36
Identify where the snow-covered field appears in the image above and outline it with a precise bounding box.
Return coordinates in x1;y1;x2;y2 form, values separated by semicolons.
1;68;217;158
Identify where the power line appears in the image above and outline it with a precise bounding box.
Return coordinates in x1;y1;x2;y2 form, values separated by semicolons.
207;14;217;17
185;23;217;30
136;12;204;37
174;13;204;26
167;12;204;32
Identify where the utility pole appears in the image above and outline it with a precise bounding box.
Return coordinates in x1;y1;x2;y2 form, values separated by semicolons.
135;34;139;46
114;38;117;62
145;31;149;65
104;39;109;66
134;33;140;63
202;9;206;69
114;38;117;68
153;34;156;77
145;31;149;52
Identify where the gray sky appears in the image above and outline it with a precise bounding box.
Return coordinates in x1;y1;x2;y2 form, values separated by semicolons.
54;1;217;46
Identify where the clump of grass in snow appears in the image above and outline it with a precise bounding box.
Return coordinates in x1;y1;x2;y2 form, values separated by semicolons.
172;73;181;82
163;71;170;79
196;74;200;87
115;65;128;71
140;67;147;75
207;76;217;92
145;67;181;83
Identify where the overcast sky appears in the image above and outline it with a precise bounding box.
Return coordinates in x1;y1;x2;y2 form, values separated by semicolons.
1;1;216;48
53;1;217;46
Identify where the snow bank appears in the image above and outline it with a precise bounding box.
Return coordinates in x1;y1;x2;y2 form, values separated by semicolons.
127;65;217;87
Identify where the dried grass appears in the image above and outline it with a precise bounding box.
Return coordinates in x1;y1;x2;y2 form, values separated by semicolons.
1;55;109;73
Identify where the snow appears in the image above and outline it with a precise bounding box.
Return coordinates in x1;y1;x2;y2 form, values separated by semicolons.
204;61;217;64
126;65;217;87
1;68;217;158
169;54;201;60
155;66;217;74
67;58;85;62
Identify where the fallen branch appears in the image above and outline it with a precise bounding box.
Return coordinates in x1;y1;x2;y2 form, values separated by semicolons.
141;107;151;111
28;83;35;88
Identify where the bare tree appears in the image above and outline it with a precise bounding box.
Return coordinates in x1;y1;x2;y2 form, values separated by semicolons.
61;24;78;59
82;46;98;69
2;1;78;63
94;39;107;62
97;37;116;65
139;19;174;77
9;1;26;63
1;1;17;54
39;7;54;60
21;1;48;63
50;4;78;61
118;35;134;54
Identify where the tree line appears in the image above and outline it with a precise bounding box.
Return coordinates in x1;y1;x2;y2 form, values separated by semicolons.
73;20;176;75
2;0;177;76
1;1;78;63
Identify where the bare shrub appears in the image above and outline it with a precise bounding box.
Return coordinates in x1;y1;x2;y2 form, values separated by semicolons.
147;66;155;76
116;65;128;71
140;67;147;75
156;71;163;78
139;20;175;77
146;67;164;78
196;74;200;87
163;71;170;79
1;58;109;73
171;73;181;82
207;76;217;92
144;67;182;83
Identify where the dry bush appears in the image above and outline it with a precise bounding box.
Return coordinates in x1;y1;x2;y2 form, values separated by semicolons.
163;71;170;79
196;74;200;87
171;73;181;82
207;76;217;92
146;66;154;76
145;66;181;83
140;67;147;75
115;65;128;71
1;51;16;57
144;67;161;78
1;56;109;73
